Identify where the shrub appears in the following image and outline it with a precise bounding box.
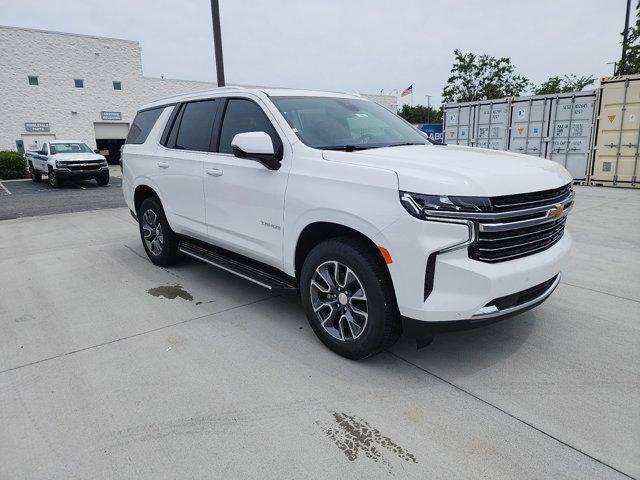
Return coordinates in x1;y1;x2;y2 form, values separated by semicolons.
0;151;28;180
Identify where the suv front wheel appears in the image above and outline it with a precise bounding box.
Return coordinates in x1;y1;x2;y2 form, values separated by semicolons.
300;237;401;359
138;197;183;267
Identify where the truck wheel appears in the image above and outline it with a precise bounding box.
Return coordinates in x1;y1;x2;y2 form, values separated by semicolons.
48;167;60;188
138;196;183;267
96;174;109;186
29;163;41;183
300;237;401;360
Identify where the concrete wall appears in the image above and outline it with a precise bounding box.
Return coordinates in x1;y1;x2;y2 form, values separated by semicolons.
0;26;215;151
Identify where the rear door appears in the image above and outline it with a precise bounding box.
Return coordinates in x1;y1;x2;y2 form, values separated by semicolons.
154;99;221;237
203;96;291;268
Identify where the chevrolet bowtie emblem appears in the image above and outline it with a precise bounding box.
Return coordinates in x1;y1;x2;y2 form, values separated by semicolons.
549;204;564;219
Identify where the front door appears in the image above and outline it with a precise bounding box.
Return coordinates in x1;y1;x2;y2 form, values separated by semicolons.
203;96;290;269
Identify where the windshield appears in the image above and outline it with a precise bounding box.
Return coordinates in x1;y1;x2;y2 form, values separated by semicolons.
271;96;429;150
50;142;93;154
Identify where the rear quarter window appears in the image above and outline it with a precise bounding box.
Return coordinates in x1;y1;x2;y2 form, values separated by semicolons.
126;107;164;144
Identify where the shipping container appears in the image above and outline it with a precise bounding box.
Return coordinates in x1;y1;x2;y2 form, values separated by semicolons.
473;100;510;150
590;74;640;188
546;91;596;182
444;90;596;182
443;102;475;146
508;95;552;158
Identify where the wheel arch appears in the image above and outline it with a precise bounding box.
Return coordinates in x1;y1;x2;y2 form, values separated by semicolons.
134;184;160;215
293;221;389;281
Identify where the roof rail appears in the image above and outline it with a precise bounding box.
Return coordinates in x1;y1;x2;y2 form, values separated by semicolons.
145;85;247;104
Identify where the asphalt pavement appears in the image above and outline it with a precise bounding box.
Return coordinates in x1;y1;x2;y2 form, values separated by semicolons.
0;167;125;220
0;186;638;479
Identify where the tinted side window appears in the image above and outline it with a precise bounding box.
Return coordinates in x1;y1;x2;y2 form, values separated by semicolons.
126;108;164;144
218;99;279;154
174;100;219;152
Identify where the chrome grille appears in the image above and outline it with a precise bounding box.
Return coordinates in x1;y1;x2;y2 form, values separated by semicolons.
469;184;573;263
58;160;103;170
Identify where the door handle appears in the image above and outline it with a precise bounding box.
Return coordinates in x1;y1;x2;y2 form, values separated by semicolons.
206;168;223;177
157;161;169;169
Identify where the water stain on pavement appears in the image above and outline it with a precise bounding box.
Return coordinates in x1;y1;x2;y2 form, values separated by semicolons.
14;314;35;323
320;412;417;468
147;284;193;301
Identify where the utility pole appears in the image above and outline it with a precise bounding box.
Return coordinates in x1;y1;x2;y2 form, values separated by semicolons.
210;0;225;87
425;95;432;123
620;0;632;74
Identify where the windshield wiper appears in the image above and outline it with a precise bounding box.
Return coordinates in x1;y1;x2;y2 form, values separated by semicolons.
319;145;373;152
384;142;426;148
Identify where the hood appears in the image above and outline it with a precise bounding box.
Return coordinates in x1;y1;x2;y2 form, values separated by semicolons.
322;144;573;197
51;152;106;162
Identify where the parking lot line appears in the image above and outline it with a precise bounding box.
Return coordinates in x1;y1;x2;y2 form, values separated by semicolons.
0;182;11;195
0;178;31;182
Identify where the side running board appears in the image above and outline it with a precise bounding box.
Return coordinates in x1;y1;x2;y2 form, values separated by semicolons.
178;241;298;294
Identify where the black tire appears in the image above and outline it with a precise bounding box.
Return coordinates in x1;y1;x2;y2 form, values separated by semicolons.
96;173;109;186
300;237;401;360
29;163;41;183
138;196;183;267
48;167;60;188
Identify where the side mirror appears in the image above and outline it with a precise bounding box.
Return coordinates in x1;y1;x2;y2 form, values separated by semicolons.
94;149;100;154
231;132;281;170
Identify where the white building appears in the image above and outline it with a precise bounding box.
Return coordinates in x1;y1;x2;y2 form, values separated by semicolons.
0;25;397;163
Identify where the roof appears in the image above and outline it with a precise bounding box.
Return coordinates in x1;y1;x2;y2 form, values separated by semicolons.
138;86;365;111
50;140;87;144
0;24;138;44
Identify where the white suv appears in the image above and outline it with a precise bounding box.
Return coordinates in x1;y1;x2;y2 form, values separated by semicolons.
122;87;573;359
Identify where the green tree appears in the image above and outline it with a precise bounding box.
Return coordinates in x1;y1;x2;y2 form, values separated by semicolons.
398;104;443;124
442;50;529;103
534;74;595;95
618;1;640;75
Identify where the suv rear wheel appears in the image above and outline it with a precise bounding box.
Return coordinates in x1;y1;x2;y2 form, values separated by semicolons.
138;197;183;267
300;237;401;359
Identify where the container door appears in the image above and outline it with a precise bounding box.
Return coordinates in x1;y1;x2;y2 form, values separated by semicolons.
474;102;509;150
444;105;473;146
547;93;596;181
508;98;551;157
591;76;640;187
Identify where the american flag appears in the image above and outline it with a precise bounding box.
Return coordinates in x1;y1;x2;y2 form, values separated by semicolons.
401;84;413;97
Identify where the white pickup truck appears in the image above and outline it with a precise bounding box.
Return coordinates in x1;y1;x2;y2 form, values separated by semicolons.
25;140;110;188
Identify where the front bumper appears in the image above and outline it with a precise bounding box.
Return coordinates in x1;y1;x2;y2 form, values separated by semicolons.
402;273;561;336
53;166;109;180
373;212;571;332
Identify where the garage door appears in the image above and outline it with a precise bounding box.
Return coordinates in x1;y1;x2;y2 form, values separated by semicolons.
94;122;130;139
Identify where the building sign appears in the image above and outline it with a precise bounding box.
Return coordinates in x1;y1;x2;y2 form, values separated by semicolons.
101;111;122;121
24;122;50;132
419;123;444;143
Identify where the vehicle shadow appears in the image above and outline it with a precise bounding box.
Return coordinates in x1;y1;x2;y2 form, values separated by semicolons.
44;178;104;189
389;314;537;379
186;259;536;382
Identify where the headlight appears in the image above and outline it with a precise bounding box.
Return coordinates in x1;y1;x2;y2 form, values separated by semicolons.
400;191;491;220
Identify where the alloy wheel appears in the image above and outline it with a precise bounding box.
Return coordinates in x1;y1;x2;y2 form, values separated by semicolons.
309;260;368;341
142;209;164;256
